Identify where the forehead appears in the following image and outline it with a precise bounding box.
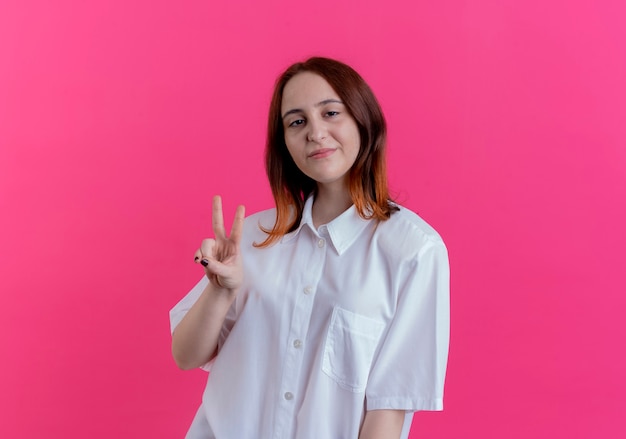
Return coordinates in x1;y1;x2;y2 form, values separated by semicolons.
281;72;340;110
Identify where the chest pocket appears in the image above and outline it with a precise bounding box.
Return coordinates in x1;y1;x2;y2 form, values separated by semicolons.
322;306;385;393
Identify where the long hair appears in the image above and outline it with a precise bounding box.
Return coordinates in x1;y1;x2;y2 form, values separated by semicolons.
256;57;398;248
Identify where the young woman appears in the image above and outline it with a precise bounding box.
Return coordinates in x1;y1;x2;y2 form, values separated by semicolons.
170;57;450;439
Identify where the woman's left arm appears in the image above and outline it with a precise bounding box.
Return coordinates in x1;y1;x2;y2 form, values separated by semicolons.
358;409;405;439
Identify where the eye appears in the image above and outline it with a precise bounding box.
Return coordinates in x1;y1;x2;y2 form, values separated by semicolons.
325;111;339;117
288;119;305;128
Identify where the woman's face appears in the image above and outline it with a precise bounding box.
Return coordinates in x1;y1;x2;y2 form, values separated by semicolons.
281;72;360;191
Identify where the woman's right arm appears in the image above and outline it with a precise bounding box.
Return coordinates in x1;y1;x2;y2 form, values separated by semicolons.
171;195;245;370
171;282;235;370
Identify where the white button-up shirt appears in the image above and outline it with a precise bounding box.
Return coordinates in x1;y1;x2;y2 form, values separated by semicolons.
170;197;450;439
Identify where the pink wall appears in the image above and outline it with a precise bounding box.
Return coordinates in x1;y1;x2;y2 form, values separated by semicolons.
1;0;625;437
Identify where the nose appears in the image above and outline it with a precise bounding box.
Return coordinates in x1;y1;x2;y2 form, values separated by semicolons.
306;118;327;143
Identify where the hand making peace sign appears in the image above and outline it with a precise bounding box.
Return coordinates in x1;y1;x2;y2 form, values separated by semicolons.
194;196;246;291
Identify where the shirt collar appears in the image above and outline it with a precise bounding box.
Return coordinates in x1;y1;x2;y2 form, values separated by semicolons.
281;195;372;255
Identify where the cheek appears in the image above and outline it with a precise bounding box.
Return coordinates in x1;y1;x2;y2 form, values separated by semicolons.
284;131;305;153
346;128;361;155
340;121;360;145
283;131;297;148
284;142;301;164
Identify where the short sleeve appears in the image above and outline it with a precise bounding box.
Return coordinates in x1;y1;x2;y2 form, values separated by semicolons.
169;276;237;371
365;238;450;412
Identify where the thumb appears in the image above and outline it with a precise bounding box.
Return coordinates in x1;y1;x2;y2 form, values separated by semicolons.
204;258;230;278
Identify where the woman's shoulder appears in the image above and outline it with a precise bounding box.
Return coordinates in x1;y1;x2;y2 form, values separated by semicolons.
376;203;447;259
241;207;277;242
388;204;444;241
244;207;277;225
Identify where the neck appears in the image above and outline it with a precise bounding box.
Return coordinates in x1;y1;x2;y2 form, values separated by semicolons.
312;182;352;228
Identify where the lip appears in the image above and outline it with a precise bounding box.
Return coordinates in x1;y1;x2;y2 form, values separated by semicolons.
308;148;336;159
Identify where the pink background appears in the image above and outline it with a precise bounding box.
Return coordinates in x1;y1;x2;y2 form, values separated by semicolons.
1;0;625;437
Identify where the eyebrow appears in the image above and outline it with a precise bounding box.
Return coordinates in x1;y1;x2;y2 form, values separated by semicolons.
281;99;344;120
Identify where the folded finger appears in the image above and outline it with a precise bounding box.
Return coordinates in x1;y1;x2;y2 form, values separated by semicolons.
200;238;216;257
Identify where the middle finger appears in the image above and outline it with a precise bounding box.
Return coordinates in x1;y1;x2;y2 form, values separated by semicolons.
212;195;226;239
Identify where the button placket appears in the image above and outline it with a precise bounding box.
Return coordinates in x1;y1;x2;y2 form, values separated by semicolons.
273;230;327;439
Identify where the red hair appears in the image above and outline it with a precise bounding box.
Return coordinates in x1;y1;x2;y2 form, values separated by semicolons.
256;57;397;247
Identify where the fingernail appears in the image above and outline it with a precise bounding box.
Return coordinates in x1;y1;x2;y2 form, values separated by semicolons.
200;259;209;267
194;256;199;262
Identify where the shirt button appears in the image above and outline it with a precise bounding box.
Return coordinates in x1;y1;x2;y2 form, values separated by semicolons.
293;339;302;348
284;392;294;400
303;286;312;295
317;239;325;248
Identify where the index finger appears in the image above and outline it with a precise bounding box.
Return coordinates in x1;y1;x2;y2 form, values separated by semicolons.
212;195;226;238
229;204;246;244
